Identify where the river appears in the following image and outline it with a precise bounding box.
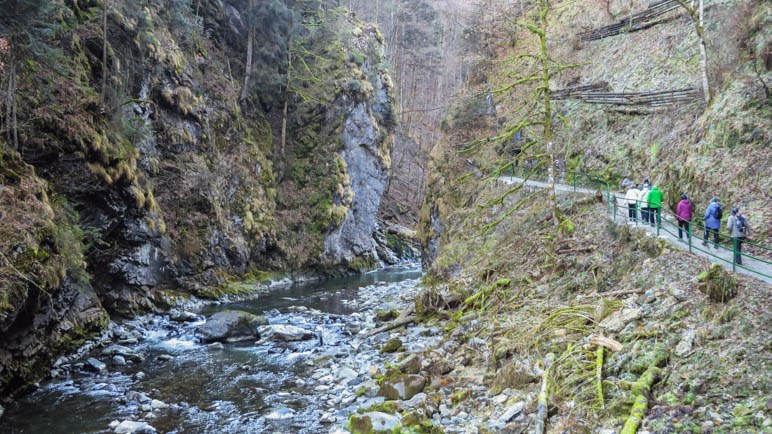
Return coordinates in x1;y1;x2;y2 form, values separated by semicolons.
0;266;424;434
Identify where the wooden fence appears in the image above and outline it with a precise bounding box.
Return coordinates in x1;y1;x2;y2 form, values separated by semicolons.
551;84;702;108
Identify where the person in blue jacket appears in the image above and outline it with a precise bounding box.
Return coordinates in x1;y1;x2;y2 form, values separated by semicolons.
702;197;722;248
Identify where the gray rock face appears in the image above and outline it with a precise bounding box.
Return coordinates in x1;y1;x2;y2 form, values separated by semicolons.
324;102;390;266
196;311;267;343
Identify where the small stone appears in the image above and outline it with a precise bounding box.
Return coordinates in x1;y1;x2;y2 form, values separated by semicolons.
259;324;315;342
675;328;697;357
133;372;146;381
599;308;642;333
207;342;224;350
378;374;426;400
157;354;173;362
492;394;508;405
497;401;525;424
380;338;403;353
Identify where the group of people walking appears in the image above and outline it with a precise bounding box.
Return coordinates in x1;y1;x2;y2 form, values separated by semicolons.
623;180;752;265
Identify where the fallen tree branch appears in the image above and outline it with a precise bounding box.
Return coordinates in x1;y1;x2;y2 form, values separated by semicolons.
595;346;605;410
534;353;554;434
587;288;645;298
556;247;593;255
365;307;416;337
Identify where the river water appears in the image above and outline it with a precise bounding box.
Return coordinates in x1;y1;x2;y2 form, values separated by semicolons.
0;266;423;434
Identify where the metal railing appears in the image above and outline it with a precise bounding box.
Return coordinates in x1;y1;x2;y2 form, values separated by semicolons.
612;195;771;281
491;164;771;281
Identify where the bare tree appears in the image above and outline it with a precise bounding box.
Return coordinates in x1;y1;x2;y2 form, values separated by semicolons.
673;0;711;103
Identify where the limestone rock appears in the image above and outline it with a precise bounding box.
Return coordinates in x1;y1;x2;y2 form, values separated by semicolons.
378;374;426;400
195;311;266;343
102;345;144;363
259;324;315;342
599;308;642;333
348;411;401;434
113;420;156;433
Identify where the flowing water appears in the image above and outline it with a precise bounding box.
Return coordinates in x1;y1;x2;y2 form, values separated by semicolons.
0;266;423;434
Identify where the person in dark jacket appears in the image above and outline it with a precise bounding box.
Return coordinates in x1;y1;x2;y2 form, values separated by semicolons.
676;194;693;240
702;197;722;248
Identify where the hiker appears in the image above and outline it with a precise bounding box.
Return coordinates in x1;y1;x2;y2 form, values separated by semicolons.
702;197;722;248
625;184;640;221
639;183;651;223
727;207;750;265
647;185;663;226
676;194;693;240
642;178;651;189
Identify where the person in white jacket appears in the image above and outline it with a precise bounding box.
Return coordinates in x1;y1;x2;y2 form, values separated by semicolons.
625;184;640;222
638;185;650;223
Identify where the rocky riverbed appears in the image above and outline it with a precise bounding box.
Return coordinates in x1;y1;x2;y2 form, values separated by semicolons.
0;266;463;434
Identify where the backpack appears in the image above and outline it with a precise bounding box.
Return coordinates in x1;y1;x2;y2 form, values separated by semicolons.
714;204;723;220
735;215;748;234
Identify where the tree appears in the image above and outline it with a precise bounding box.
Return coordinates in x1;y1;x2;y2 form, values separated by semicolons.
673;0;711;103
463;0;574;231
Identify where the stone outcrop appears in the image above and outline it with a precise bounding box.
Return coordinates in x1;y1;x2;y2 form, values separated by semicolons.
196;311;267;343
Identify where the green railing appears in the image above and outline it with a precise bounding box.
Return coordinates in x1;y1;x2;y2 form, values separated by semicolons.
490;164;771;281
612;195;772;281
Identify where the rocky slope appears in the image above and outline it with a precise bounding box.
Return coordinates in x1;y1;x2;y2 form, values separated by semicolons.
0;0;405;400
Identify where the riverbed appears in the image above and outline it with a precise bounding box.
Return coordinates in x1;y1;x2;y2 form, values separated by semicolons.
0;266;425;434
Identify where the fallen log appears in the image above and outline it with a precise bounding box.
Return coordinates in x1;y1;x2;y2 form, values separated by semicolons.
534;353;554;434
587;288;645;298
365;308;416;337
621;348;669;434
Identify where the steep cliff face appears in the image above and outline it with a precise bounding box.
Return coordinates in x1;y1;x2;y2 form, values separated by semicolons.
0;0;397;399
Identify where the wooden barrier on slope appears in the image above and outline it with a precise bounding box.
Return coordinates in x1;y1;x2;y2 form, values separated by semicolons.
551;85;702;108
577;0;682;42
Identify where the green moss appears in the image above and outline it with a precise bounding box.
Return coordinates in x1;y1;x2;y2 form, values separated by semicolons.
381;338;404;354
357;401;399;415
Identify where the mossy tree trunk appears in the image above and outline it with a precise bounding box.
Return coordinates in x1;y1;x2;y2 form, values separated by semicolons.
536;0;559;227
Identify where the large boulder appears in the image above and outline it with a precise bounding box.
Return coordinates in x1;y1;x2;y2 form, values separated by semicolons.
196;311;267;343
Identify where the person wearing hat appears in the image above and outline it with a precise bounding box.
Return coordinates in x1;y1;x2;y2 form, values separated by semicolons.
727;207;751;265
702;197;722;248
675;194;694;240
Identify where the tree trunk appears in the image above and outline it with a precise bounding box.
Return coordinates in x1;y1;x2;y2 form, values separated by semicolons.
240;0;255;101
6;56;17;151
697;0;711;103
281;37;292;157
537;0;559;227
100;0;108;106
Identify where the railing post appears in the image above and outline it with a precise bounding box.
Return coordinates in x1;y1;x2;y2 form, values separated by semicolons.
688;222;692;253
613;196;617;222
656;208;660;237
635;199;639;226
733;238;737;272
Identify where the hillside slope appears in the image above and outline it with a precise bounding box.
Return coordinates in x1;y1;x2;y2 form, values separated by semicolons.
410;0;771;431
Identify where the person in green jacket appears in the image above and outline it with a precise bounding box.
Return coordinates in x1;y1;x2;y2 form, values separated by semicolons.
647;185;663;227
